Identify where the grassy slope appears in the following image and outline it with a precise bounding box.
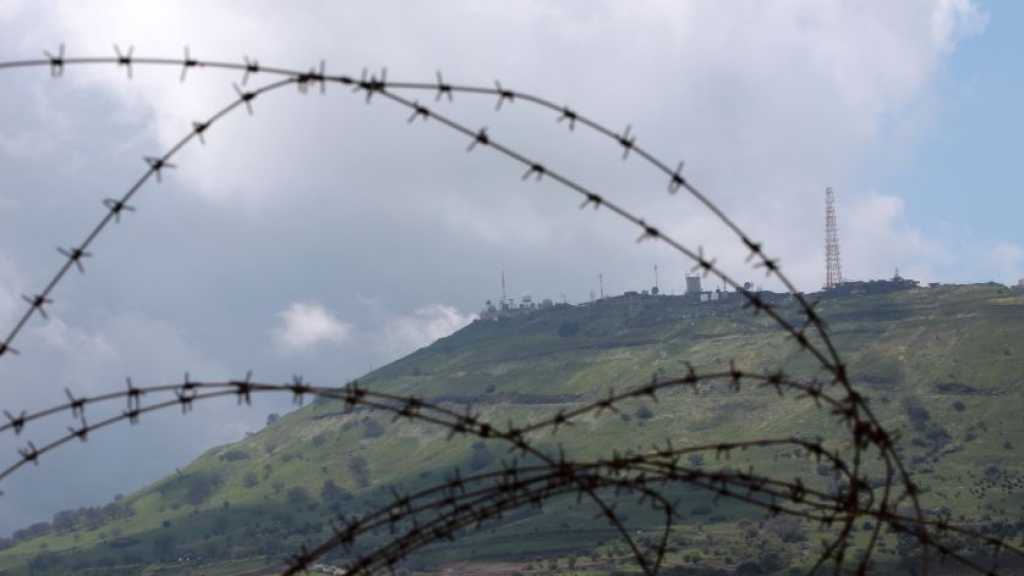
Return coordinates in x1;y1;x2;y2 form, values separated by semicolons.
3;284;1024;574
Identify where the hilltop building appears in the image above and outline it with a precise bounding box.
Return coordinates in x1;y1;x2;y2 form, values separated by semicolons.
480;294;557;321
685;275;702;296
823;270;918;297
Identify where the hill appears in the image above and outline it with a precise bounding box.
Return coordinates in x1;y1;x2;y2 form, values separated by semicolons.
2;283;1024;575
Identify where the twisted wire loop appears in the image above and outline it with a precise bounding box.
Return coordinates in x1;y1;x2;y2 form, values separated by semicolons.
0;52;1007;575
2;372;1020;575
0;53;833;370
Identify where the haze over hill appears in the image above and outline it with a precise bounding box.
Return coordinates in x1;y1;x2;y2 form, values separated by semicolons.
2;283;1023;574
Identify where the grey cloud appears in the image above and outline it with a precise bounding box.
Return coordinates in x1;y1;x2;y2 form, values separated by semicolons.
0;0;993;534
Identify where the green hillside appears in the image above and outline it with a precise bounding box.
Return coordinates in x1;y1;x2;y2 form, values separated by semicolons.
3;284;1024;575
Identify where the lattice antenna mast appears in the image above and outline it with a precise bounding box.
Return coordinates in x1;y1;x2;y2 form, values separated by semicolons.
825;187;843;289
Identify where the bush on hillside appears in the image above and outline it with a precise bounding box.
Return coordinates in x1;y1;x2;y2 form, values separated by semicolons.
287;486;311;506
219;449;251;462
349;455;371;488
557;321;580;337
321;479;353;502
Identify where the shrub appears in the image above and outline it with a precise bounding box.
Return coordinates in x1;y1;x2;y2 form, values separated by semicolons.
363;419;385;439
766;516;807;543
220;449;251;462
321;479;352;502
181;472;223;506
902;397;931;430
349;455;371;488
557;321;580;337
287;486;311;506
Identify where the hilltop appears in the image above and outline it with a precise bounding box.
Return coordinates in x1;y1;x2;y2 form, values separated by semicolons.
2;283;1024;575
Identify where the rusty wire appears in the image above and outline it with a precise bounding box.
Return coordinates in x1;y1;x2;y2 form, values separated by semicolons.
0;49;1009;575
0;371;1018;575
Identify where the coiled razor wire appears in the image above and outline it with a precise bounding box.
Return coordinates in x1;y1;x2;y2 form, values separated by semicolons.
0;48;1009;575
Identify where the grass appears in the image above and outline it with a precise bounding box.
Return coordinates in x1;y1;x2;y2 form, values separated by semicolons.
3;284;1024;574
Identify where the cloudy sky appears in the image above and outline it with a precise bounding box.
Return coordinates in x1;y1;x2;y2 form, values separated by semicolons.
0;0;1019;533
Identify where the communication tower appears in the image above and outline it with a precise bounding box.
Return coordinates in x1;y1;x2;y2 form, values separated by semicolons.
825;187;843;289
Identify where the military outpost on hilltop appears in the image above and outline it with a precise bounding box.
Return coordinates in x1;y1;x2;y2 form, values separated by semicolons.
477;187;1008;322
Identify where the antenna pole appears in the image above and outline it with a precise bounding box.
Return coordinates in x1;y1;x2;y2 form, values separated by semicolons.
825;187;843;289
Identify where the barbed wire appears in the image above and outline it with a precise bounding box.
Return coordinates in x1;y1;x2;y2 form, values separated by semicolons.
1;369;1019;574
0;370;844;575
0;48;1003;575
0;55;898;543
0;53;875;519
0;49;836;371
284;454;1015;576
0;369;851;486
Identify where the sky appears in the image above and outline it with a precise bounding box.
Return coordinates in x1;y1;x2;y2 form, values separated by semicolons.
0;0;1020;534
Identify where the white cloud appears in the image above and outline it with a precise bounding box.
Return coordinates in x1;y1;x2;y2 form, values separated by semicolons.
0;254;23;329
932;0;989;53
0;0;26;22
839;192;945;284
0;0;999;534
272;301;353;353
378;304;475;361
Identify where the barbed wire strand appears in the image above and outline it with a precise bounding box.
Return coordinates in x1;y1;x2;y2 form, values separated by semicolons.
2;372;1018;575
0;51;973;574
0;57;894;544
0;59;901;548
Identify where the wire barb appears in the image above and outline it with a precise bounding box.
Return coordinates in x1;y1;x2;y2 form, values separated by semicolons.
557;106;577;130
668;161;685;193
17;442;39;466
68;416;89;442
522;163;545;181
690;246;717;278
125;377;143;411
233;83;256;115
57;246;92;274
579;193;603;210
466;127;489;152
3;410;27;435
103;198;136;222
21;294;53;320
434;71;453;102
113;44;134;79
494;80;514;110
407;101;430;123
43;43;65;77
192;121;209;145
144;156;176;182
241;55;260;85
180;45;197;82
618;125;636;160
